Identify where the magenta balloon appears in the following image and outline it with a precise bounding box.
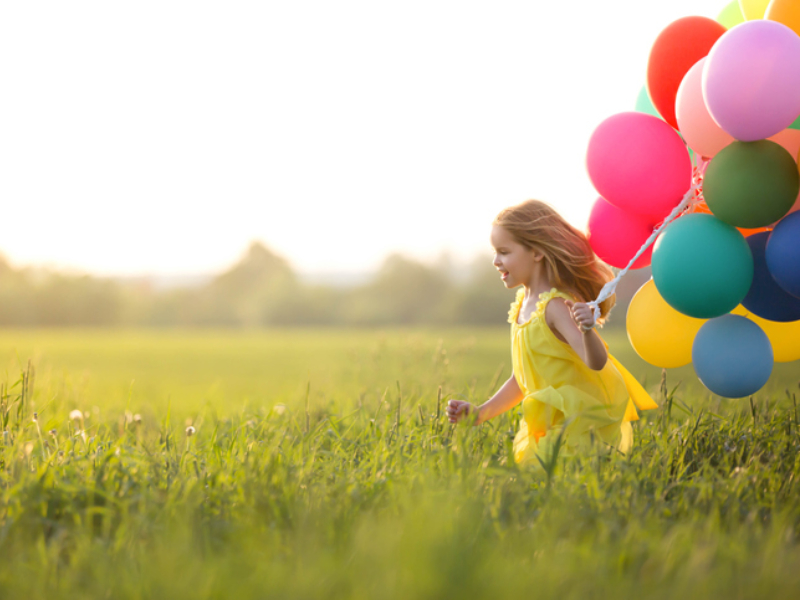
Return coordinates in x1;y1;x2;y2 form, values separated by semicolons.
587;197;655;269
676;58;734;158
586;112;693;221
703;20;800;141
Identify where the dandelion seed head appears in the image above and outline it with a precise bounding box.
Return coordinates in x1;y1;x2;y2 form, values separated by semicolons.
48;429;57;437
186;426;196;437
69;409;83;421
133;414;142;424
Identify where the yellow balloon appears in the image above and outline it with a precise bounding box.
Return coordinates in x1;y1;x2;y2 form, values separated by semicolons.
766;0;800;37
718;0;746;28
626;279;707;368
739;312;800;362
739;0;770;19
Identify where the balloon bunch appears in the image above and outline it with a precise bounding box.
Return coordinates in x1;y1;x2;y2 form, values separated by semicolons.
586;0;800;399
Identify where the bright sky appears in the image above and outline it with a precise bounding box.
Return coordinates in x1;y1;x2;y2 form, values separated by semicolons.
0;0;731;277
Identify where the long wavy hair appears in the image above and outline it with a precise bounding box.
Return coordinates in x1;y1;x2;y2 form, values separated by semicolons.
493;199;615;324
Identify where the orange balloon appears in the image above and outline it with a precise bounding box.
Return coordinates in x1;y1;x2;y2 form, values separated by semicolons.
766;0;800;37
688;201;770;236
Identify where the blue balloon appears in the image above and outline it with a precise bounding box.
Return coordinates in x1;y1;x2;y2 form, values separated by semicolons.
766;211;800;299
742;232;800;321
692;315;773;398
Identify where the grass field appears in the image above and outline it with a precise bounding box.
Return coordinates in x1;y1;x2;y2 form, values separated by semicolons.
0;327;798;599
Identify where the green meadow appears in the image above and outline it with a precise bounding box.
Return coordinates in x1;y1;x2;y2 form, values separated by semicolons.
0;327;798;599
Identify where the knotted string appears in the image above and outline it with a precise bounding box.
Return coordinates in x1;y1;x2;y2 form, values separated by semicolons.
585;156;708;328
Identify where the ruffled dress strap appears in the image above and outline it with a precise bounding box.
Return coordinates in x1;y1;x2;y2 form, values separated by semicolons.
508;289;525;324
534;288;574;317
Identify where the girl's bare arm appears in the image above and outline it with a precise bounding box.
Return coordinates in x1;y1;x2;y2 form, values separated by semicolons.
476;375;524;424
549;299;608;370
447;375;524;425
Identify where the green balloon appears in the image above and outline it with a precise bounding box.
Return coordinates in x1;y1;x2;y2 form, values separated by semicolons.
790;112;800;131
717;1;745;29
703;140;799;228
635;86;661;119
652;214;753;319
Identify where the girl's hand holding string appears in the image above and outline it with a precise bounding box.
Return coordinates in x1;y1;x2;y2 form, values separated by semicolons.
565;300;596;333
446;399;476;424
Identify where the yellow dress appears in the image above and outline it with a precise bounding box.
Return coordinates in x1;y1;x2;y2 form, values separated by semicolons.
509;288;658;466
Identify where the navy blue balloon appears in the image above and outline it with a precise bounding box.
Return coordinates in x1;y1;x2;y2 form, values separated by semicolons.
692;314;773;398
742;232;800;321
766;211;800;299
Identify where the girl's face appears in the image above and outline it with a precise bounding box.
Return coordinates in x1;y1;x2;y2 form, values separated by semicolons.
490;225;543;289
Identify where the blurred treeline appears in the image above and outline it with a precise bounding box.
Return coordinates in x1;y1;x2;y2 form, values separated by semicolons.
0;242;646;328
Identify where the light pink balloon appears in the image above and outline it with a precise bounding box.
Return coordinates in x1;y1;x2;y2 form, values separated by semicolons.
586;112;693;222
676;58;734;158
703;20;800;141
587;197;655;269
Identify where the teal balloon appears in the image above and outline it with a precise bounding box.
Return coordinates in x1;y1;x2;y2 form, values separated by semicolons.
790;113;800;131
704;140;799;228
652;214;753;318
635;86;661;119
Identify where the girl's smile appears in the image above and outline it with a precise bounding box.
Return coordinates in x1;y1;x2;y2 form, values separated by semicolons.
490;224;543;289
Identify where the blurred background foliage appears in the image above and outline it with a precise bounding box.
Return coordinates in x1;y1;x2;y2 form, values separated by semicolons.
0;242;648;328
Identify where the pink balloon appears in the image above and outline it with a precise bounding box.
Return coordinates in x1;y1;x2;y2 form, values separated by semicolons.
587;197;655;269
676;58;734;158
586;112;693;221
703;20;800;141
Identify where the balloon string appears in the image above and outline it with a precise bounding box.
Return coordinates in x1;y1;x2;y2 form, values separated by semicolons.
586;155;709;327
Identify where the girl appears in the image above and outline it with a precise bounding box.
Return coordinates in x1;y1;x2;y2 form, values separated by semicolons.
446;200;657;466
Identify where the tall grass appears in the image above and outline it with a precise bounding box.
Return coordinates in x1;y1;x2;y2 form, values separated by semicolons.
0;330;798;599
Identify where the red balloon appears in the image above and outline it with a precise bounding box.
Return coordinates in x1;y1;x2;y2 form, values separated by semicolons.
587;197;656;269
647;16;726;130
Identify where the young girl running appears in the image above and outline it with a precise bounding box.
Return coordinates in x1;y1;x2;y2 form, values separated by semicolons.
446;200;657;466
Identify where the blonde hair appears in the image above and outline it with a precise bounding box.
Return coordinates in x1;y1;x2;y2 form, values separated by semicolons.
494;199;616;325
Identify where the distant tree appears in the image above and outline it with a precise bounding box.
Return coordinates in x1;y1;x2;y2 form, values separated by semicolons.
451;256;515;324
186;242;299;326
344;254;454;325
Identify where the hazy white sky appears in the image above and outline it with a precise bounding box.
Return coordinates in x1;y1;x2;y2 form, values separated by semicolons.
0;0;732;276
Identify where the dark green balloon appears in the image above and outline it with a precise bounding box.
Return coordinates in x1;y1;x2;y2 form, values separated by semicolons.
704;140;799;228
652;214;753;319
